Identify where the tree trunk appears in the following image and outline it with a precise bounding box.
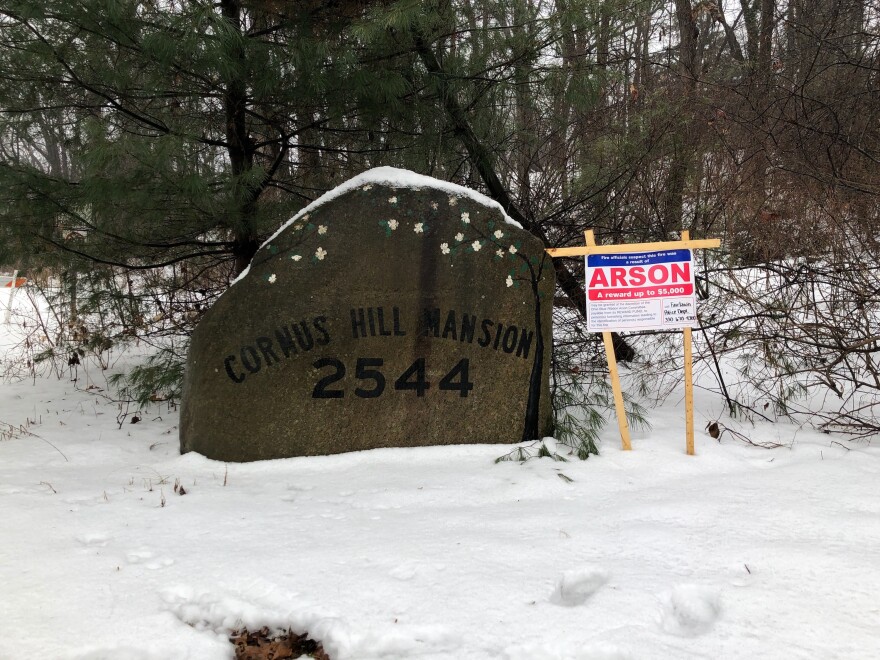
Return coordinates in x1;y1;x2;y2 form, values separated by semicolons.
661;0;701;236
220;0;259;276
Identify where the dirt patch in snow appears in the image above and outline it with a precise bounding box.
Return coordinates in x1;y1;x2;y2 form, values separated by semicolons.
230;627;330;660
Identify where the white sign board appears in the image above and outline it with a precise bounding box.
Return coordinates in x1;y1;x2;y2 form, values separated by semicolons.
585;249;697;332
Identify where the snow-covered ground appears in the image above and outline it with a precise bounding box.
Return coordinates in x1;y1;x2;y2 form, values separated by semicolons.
1;310;879;659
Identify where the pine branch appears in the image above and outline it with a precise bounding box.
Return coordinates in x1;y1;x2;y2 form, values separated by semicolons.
36;234;231;271
23;183;233;250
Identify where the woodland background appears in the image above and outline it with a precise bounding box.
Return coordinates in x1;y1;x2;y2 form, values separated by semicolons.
1;0;878;446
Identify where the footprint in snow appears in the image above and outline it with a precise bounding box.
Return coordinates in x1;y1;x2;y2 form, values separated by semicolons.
76;532;111;547
126;548;174;570
659;584;721;636
145;557;175;570
389;563;418;581
551;567;609;606
505;641;633;660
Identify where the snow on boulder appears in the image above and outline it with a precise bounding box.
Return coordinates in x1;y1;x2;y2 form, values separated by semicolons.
180;168;554;461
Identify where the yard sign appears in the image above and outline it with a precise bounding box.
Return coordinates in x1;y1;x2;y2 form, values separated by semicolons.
586;248;696;332
548;231;720;455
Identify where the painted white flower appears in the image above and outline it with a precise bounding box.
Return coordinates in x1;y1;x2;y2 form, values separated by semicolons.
302;214;310;221
268;274;277;284
496;249;505;258
291;254;302;261
455;232;465;242
509;244;518;254
506;275;514;287
362;184;373;191
388;195;398;204
440;242;450;255
471;240;482;252
315;247;327;260
318;225;327;235
388;219;399;230
448;196;458;206
494;229;503;239
431;201;439;210
414;222;424;233
461;212;470;224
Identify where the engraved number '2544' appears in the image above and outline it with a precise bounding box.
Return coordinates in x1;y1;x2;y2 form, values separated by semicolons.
311;357;473;399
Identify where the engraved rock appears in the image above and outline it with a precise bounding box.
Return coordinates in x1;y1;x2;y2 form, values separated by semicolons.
180;168;554;461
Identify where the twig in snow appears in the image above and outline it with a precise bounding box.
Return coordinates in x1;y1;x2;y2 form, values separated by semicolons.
714;423;784;449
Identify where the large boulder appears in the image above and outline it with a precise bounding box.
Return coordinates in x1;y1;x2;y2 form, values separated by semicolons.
180;168;554;461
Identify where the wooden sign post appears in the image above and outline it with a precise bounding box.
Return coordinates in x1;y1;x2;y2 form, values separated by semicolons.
547;231;720;455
